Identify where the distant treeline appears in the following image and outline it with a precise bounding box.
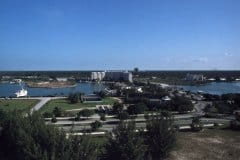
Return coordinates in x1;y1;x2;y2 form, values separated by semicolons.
0;71;92;79
134;71;240;79
1;70;240;80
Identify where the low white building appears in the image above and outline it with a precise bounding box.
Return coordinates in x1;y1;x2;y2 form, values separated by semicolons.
56;77;68;82
186;73;205;81
162;96;171;101
13;79;22;83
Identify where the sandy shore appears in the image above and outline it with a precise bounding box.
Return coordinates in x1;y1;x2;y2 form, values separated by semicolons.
26;81;77;88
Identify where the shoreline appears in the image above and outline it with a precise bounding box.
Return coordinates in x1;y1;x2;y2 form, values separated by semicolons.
26;81;77;89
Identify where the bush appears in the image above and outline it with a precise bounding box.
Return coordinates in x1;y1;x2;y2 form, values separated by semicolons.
117;111;129;120
52;107;63;117
91;121;102;131
51;116;57;123
78;109;94;118
230;120;240;130
127;103;147;115
99;113;106;121
191;117;203;132
172;96;193;113
68;92;83;104
42;112;52;118
112;102;123;114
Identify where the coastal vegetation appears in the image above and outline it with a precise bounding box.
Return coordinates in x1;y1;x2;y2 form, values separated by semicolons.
26;81;76;88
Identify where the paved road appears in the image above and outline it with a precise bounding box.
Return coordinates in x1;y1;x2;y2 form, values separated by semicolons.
30;98;51;114
30;97;66;114
193;101;211;115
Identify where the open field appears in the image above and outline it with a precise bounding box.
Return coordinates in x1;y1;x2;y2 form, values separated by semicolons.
0;99;39;112
39;97;118;113
169;129;240;160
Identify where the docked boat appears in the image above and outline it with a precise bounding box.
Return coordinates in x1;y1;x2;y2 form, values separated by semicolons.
15;88;28;97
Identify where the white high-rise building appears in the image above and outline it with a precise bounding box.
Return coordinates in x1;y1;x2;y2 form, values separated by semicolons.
91;72;105;81
90;71;132;82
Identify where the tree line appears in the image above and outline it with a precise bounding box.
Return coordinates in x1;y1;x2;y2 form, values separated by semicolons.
0;109;176;160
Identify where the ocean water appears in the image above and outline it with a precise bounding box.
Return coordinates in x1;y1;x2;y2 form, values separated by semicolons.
179;82;240;95
0;82;106;97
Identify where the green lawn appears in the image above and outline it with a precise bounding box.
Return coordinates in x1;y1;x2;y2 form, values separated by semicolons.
0;99;39;113
40;97;118;113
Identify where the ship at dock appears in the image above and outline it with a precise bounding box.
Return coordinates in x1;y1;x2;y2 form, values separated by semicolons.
15;88;28;97
15;81;28;97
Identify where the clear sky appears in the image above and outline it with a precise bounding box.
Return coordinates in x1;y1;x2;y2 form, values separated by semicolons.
0;0;240;70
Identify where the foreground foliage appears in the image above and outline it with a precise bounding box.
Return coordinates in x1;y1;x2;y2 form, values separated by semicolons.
145;112;176;160
105;112;176;160
0;109;176;160
105;121;146;160
0;110;99;160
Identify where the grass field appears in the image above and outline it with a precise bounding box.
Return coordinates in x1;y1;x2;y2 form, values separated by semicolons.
168;129;240;160
0;99;39;112
40;97;118;113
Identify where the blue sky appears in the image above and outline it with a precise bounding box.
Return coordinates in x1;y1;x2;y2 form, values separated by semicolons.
0;0;240;70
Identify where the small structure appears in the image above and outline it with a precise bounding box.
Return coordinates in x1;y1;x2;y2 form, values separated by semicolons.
162;96;171;101
82;94;102;102
56;77;68;82
159;83;170;88
136;87;143;93
208;78;216;81
149;99;161;103
186;73;205;81
13;79;22;83
96;105;113;111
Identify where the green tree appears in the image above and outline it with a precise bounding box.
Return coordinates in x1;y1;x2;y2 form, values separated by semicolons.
52;106;63;117
230;112;240;130
68;92;83;104
99;113;106;121
145;112;176;160
94;91;106;98
91;120;102;131
75;114;81;121
117;111;129;120
51;115;57;123
112;102;124;114
78;109;94;119
42;111;52;118
127;103;147;115
191;117;203;132
105;121;146;160
172;96;193;113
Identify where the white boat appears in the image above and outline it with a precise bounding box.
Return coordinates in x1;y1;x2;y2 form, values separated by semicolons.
15;88;28;97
